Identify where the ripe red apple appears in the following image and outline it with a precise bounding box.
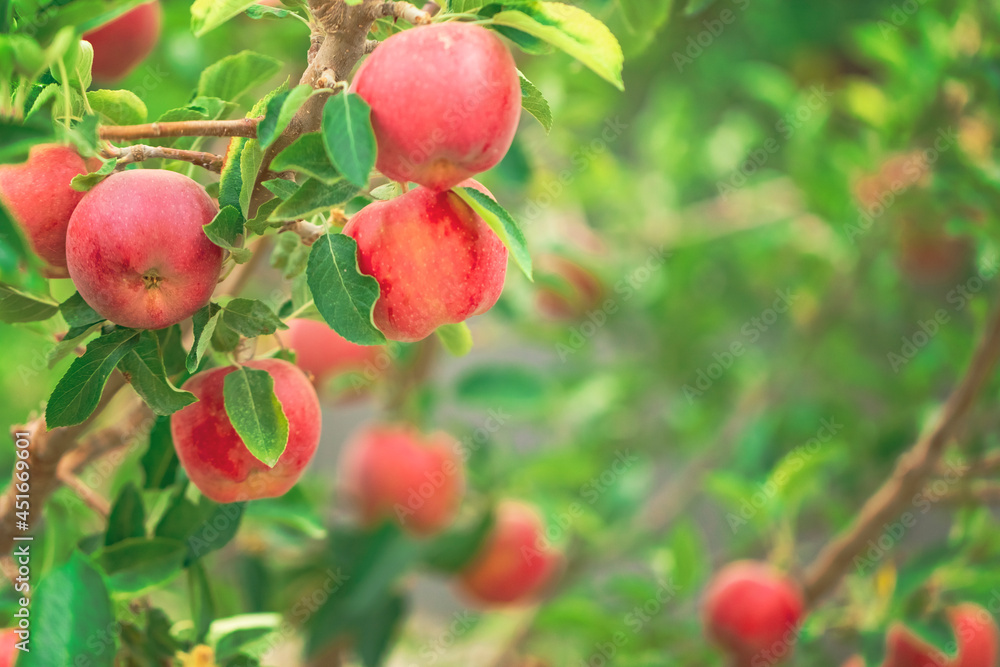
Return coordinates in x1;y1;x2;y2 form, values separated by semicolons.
339;424;464;536
170;359;322;503
884;624;949;667
458;501;561;606
0;144;95;273
284;318;383;384
702;561;805;666
885;604;999;667
343;181;507;342
66;169;223;330
351;22;521;191
83;1;163;82
0;628;18;667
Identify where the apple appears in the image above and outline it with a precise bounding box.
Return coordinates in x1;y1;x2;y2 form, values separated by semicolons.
535;254;604;321
458;501;561;606
284;318;383;384
702;560;805;666
0;144;95;273
885;604;998;667
342;180;507;342
351;22;521;191
0;628;17;667
83;1;163;83
339;424;464;536
170;359;322;503
66;169;223;330
841;657;865;667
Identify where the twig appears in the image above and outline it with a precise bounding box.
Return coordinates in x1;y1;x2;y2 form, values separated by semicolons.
102;144;224;172
57;471;111;517
279;219;326;246
801;302;1000;606
375;1;433;24
99;117;262;142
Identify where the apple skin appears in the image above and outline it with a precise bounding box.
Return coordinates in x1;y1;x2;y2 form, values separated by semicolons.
0;144;95;272
339;424;464;536
170;359;322;503
458;501;562;607
702;561;805;666
285;318;383;384
342;181;507;342
66;169;223;330
0;628;17;667
351;22;521;191
83;1;163;83
885;604;999;667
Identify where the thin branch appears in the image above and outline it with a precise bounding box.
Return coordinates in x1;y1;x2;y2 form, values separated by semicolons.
279;219;326;246
102;144;224;172
374;0;432;24
99;117;262;142
801;302;1000;606
57;471;111;517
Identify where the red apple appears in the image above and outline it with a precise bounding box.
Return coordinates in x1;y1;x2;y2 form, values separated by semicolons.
884;624;949;667
0;628;18;667
342;181;507;342
351;22;521;191
458;501;561;606
83;1;163;83
66;169;223;330
885;604;999;667
702;561;805;666
842;657;865;667
170;359;322;503
0;144;94;272
339;424;464;536
284;318;383;384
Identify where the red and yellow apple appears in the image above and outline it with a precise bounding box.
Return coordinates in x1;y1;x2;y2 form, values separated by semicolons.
284;318;383;384
66;169;223;330
170;359;322;503
351;22;521;191
343;181;507;342
83;1;163;82
458;501;561;606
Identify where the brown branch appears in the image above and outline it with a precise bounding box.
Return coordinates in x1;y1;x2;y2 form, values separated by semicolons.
57;471;111;517
102;144;224;172
99;117;262;142
279;219;326;246
801;302;1000;606
374;1;432;24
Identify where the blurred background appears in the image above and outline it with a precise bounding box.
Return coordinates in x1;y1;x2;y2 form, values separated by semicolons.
5;0;1000;664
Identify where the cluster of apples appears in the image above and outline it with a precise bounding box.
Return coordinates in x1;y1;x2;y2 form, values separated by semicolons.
702;561;999;667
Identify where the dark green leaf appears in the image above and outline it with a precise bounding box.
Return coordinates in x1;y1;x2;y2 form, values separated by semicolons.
118;330;197;416
223;366;290;467
262;178;301;200
187;304;222;373
93;537;187;595
222;298;287;338
356;594;407;667
189;561;216;643
155;486;246;564
271;133;341;183
259;85;316;148
321;93;376;188
421;510;495;573
270;178;357;221
141;417;179;490
455;186;533;279
59;291;103;328
306;233;385;345
205;205;252;263
105;482;145;546
47;322;102;369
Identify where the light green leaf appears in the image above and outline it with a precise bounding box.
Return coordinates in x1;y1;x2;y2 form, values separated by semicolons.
70;157;116;192
197;51;283;102
89;89;148;126
223;366;290;468
0;282;58;323
222;298;287;338
259;85;318;148
192;0;262;37
435;322;474;357
454;187;533;279
518;72;552;132
306;233;385;345
271;133;341;183
204;206;252;263
270;178;357;221
321;93;376;188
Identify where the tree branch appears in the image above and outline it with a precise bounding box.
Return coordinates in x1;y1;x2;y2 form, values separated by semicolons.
99;117;262;142
102;144;224;172
801;302;1000;606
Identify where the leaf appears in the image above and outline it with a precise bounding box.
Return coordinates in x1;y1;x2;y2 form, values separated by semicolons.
306;234;385;345
369;182;402;201
489;4;624;90
239;139;264;218
356;594;407;667
105;482;145;546
0;282;58;323
187;304;222;373
220;137;247;212
222;298;287;338
435;322;474;357
46;328;141;428
618;0;674;37
141;417;179;490
454;186;532;279
17;553;114;667
246;3;291;19
89;89;148;126
47;322;102;369
211;614;282;661
118;330;197;416
321;93;376;188
262;178;301;200
69;157;116;192
155;487;246;563
270;178;358;221
197;51;283;102
684;0;717;15
223;366;290;468
189;561;216;643
93;537;187;595
192;0;264;37
205;206;252;263
518;72;552;132
259;84;317;148
59;291;104;328
158;324;189;376
245;198;283;235
455;365;548;410
271;133;341;183
421;510;495;572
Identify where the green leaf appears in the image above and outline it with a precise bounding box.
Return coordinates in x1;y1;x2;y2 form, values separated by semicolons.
239;139;264;218
356;594;407;667
223;298;287;338
197;51;283;102
93;537;187;596
0;282;58;323
89;89;148;126
60;292;104;328
189;561;216;643
187;304;222;373
141;417;179;490
245;198;284;235
454;186;532;279
220;137;247;212
118;330;197;416
518;72;552;132
155;487;246;563
18;553;114;667
259;85;317;148
47;323;102;369
46;328;141;428
369;182;402;201
223;366;290;468
421;510;495;572
212;615;282;662
270;178;357;221
105;482;145;546
435;322;474;357
455;364;548;410
158;324;189;376
684;0;717;15
262;178;301;200
0;200;33;271
489;3;624;90
69;157;116;192
321;93;376;188
192;0;264;37
205;206;252;263
306;234;385;345
271;133;341;183
618;0;673;38
246;3;291;19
